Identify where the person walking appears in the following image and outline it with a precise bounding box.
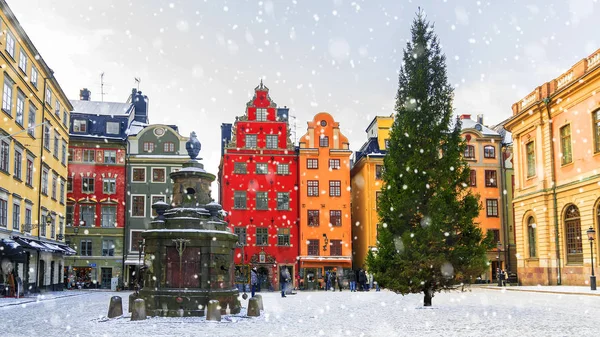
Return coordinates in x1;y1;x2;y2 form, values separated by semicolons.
250;267;258;297
358;269;366;291
349;269;357;292
281;267;291;297
325;270;331;291
337;271;343;292
330;269;337;292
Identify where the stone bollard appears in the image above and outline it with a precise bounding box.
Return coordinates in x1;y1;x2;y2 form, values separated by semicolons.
247;297;260;317
107;296;123;318
206;300;221;322
254;294;264;310
128;293;139;313
131;299;147;321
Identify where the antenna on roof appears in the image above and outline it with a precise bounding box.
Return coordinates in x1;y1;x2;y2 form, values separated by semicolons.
134;77;141;91
100;72;106;102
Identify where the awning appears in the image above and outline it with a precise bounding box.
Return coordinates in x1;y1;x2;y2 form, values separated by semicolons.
0;238;27;263
12;237;66;254
57;245;77;255
41;242;65;253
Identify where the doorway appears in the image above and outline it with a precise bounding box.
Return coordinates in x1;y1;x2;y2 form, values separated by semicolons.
50;261;55;291
101;268;112;289
304;268;318;290
257;266;270;291
38;260;45;291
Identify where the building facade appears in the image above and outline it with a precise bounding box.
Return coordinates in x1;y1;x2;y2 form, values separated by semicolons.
124;123;188;289
0;0;74;293
297;112;352;289
64;89;145;289
219;81;299;291
350;116;393;270
505;48;600;286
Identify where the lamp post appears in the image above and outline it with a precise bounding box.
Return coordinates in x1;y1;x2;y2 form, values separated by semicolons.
136;239;145;295
497;241;502;287
587;227;596;291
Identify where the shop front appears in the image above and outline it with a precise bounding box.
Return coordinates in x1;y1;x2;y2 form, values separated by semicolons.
299;256;352;290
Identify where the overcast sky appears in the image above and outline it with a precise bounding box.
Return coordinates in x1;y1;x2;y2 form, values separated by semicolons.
9;0;599;196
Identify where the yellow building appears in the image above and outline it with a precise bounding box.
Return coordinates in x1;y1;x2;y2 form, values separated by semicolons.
0;0;74;293
350;115;393;269
505;48;600;286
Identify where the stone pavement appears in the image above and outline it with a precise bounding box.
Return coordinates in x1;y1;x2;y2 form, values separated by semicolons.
0;290;97;308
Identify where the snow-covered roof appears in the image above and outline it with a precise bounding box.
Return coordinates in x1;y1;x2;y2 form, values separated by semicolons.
70;100;134;116
126;120;149;136
460;118;501;137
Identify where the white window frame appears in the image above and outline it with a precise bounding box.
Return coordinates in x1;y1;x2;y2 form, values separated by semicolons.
13;147;22;179
131;167;146;183
5;31;15;58
18;48;28;72
266;134;278;149
256;108;267;121
55;100;61;115
3;76;14;114
130;230;144;253
151;167;167;183
102;177;116;194
245;134;257;148
100;205;117;228
45;87;52;105
103;150;116;164
130;194;146;218
60;179;65;203
0;139;9;173
41;168;49;195
16;90;25;125
27;105;36;137
106;121;120;135
73;119;87;133
277;163;289;175
30;66;38;88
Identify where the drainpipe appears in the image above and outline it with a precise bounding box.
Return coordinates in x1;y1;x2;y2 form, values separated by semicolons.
542;97;561;285
499;143;510;273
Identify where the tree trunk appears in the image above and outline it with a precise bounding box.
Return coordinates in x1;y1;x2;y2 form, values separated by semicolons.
423;288;433;306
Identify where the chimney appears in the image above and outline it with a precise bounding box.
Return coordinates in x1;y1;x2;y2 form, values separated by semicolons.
459;114;471;120
477;114;484;125
79;88;91;101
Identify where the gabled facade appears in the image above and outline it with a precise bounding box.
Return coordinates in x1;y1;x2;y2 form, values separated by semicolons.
505;48;600;286
0;0;75;293
350;115;393;270
298;112;352;288
65;88;148;289
219;81;299;291
124;123;188;289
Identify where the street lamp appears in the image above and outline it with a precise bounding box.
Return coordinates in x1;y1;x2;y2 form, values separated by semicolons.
497;241;502;287
136;240;145;295
587;227;596;291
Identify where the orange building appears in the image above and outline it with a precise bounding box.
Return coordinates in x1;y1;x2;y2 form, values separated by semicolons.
297;113;353;290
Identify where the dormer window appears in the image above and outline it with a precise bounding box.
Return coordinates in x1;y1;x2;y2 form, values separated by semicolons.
256;108;267;121
245;135;257;148
73;119;87;133
319;135;329;147
143;142;155;152
106;121;120;135
163;142;175;152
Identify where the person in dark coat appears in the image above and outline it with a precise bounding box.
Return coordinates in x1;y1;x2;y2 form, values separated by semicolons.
330;269;337;291
349;269;357;292
250;267;258;297
358;269;366;291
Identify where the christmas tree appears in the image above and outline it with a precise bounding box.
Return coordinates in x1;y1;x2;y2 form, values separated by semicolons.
367;10;492;306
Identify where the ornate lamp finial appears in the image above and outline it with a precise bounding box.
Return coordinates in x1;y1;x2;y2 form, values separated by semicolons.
186;131;201;159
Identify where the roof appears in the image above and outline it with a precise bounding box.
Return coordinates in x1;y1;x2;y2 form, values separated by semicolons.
352;137;386;167
460;118;501;137
70;100;134;116
126;120;148;136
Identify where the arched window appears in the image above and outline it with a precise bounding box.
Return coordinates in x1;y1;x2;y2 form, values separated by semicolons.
565;205;583;264
527;216;537;258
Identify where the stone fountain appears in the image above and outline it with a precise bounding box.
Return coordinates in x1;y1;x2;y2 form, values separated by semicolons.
138;131;241;317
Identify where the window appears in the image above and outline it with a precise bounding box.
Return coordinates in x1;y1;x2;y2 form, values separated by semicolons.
45;88;52;105
594;110;600;153
51;174;58;200
53;133;59;158
484;145;496;158
277;163;289;175
41;168;48;195
256;227;268;246
527;217;537;258
565;205;583;264
486;199;498;217
487;229;500;243
330;240;342;256
31;66;38;88
50;216;55;238
143;142;155;152
234;162;247;174
308;210;320;227
464;145;475;159
82;149;95;163
24;207;32;232
26;157;33;186
16;91;24;125
19;48;28;72
5;31;15;58
66;205;74;226
0;140;8;173
55;100;61;115
307;239;319;256
307;180;319;197
80;204;95;226
44;125;52;150
14;147;23;180
163;142;175;152
245;134;257;148
101;206;117;227
560;125;572;165
0;198;6;227
27;106;36;137
104;150;116;164
307;158;318;169
234;191;247;209
329;159;340;170
68;148;74;162
73;119;87;133
484;170;497;187
102;240;115;256
266;135;278;149
256;163;268;174
61;140;67;165
277;192;289;210
130;231;144;251
106;121;120;134
234;227;247;245
526;141;535;177
62;110;68;127
12;203;20;231
256;108;267;121
469;170;477;187
67;177;73;192
330;210;342;227
103;178;116;194
256;191;268;210
277;228;290;246
60;180;65;203
2;76;14;114
384;139;390;149
319;135;329;147
131;196;145;217
329;180;341;197
375;165;384;180
80;240;92;256
132;168;146;182
82;177;94;193
151;195;166;217
152;168;166;182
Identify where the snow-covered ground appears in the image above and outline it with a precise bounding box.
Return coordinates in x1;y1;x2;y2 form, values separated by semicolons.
0;287;597;337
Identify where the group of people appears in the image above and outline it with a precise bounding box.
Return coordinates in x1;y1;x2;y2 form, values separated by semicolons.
250;266;292;298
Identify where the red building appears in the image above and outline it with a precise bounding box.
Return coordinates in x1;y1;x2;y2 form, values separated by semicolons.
219;81;299;291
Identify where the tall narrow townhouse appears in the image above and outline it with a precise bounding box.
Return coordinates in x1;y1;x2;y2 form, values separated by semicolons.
0;0;74;293
298;112;353;289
